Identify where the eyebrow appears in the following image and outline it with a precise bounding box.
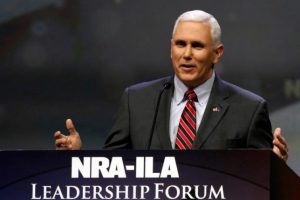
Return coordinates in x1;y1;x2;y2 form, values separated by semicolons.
174;39;205;48
174;39;186;44
191;41;205;48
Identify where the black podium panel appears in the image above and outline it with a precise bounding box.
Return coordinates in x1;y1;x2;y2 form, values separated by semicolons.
0;150;299;200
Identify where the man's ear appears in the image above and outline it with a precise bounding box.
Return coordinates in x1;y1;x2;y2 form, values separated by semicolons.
170;39;173;59
212;44;224;64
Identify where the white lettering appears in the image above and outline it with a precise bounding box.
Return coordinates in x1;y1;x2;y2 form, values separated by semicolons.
115;185;129;199
209;185;226;199
109;157;126;178
72;157;127;178
91;157;110;178
140;185;150;199
92;185;103;199
160;157;179;178
181;185;194;199
104;185;114;199
165;185;180;199
52;186;64;199
71;157;90;178
43;185;52;199
136;157;144;178
154;183;226;200
154;183;164;199
82;185;91;199
66;186;80;199
145;157;159;178
195;185;207;199
31;183;41;199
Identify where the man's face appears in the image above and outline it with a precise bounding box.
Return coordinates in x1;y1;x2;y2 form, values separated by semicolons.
171;21;223;88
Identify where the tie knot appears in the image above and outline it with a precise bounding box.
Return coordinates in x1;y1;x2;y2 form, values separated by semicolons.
184;90;198;102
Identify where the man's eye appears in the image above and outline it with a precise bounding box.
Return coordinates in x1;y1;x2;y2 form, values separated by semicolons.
192;42;204;49
175;41;186;47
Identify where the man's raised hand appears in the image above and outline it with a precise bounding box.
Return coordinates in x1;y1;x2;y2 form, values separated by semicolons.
272;128;288;162
54;119;82;150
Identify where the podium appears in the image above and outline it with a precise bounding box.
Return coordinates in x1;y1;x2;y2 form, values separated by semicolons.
0;150;299;200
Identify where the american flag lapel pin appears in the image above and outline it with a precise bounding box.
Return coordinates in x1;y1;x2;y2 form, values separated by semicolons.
212;106;220;112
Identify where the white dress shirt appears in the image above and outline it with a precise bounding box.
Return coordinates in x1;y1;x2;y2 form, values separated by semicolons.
169;72;215;149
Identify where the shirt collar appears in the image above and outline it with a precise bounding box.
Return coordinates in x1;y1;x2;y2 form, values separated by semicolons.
174;71;215;105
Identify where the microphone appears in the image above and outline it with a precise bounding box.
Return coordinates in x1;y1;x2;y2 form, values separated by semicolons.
147;81;172;149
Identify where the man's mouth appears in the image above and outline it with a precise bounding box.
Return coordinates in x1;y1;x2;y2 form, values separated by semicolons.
180;64;195;72
180;64;195;68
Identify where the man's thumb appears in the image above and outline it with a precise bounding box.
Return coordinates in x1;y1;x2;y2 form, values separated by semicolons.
66;119;77;135
274;127;282;137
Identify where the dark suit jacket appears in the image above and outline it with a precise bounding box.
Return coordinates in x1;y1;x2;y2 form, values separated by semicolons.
103;74;273;149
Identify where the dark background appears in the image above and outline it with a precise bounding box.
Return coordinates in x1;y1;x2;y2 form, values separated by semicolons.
0;0;299;174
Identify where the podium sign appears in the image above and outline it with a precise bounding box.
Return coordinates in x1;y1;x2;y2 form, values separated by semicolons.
0;150;299;200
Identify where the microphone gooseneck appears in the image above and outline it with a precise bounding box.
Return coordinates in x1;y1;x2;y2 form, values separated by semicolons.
147;82;172;149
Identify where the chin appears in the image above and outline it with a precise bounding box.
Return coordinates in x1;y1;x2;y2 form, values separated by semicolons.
179;74;196;81
179;75;203;88
181;79;198;88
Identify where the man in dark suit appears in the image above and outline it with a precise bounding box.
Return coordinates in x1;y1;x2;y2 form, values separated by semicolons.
54;10;288;160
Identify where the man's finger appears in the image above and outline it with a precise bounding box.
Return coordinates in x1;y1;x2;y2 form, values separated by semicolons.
56;146;69;150
273;127;287;149
276;134;287;148
66;119;77;135
273;139;284;152
54;131;65;139
273;137;288;160
55;137;68;147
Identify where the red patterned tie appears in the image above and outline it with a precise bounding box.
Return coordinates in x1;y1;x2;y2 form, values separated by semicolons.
176;90;198;150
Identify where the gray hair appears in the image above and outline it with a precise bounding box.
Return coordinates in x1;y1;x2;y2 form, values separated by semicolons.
173;10;222;46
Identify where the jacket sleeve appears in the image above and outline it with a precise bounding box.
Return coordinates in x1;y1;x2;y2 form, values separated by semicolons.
103;88;132;149
246;100;273;148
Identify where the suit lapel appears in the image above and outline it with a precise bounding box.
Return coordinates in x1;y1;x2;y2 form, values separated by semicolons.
192;75;230;149
155;77;174;149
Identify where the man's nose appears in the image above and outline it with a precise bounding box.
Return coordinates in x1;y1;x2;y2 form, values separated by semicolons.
183;46;192;60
